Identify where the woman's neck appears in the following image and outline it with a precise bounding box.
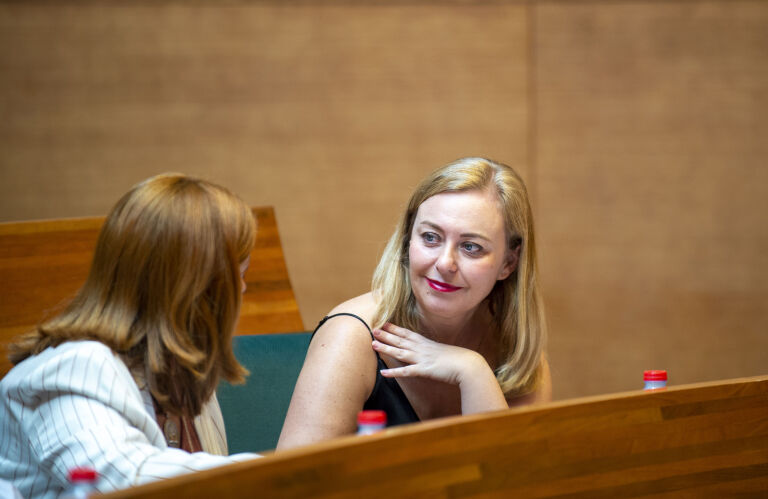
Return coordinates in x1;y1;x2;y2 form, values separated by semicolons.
418;305;492;348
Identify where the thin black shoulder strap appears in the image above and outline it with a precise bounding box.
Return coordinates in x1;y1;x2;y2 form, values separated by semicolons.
313;312;373;339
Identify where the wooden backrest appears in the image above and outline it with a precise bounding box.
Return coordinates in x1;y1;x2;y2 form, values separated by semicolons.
102;375;768;498
0;207;304;377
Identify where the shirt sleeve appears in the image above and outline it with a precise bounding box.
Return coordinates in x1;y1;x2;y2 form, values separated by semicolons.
11;342;259;494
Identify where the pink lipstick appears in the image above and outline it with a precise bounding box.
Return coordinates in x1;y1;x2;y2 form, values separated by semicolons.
426;277;461;292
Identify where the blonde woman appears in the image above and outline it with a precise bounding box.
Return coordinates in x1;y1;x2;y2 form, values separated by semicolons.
0;174;259;498
279;157;551;449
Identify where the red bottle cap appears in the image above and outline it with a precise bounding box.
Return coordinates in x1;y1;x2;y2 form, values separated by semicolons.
643;370;667;381
68;467;98;483
357;410;387;425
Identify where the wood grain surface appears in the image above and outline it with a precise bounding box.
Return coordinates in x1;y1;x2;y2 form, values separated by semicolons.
0;1;766;403
101;375;768;498
0;206;303;377
0;2;529;332
534;0;768;398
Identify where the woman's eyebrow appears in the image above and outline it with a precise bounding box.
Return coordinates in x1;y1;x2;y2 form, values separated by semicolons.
418;220;492;242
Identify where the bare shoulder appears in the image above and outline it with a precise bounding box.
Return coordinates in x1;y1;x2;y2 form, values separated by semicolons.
303;292;380;367
278;293;381;448
327;292;379;322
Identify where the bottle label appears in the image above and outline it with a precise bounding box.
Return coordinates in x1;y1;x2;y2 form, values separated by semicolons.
644;380;667;391
357;423;385;435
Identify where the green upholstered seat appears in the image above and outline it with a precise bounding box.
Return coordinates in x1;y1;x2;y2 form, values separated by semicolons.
217;332;311;454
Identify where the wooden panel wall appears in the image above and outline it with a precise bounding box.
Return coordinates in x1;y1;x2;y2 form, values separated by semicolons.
535;1;768;398
1;1;766;400
0;1;529;328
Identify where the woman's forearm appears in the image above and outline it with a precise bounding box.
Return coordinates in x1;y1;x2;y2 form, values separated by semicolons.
457;352;508;414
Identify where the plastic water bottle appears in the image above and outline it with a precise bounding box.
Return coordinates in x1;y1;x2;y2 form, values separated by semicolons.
357;410;387;435
61;467;98;498
643;370;668;391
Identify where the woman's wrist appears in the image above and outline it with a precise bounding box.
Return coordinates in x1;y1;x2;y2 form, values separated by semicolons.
456;350;495;387
456;350;508;413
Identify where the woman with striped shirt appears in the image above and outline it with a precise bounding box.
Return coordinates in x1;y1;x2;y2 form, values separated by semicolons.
0;174;260;498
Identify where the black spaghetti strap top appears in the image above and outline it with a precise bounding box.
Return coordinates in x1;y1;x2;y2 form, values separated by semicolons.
313;313;420;427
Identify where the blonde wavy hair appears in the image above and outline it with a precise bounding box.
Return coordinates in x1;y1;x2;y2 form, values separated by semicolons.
371;158;546;396
10;173;255;416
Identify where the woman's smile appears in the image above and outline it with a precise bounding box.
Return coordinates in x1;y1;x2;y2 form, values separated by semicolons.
426;277;462;293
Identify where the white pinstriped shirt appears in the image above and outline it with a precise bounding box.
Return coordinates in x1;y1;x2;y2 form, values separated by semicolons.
0;341;259;498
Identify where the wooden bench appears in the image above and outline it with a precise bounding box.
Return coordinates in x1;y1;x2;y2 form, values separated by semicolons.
102;375;768;497
0;207;304;378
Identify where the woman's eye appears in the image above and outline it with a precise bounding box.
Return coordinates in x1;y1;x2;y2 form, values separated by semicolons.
421;232;440;244
461;242;483;254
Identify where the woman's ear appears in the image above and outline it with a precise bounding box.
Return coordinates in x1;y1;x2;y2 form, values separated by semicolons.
498;244;521;280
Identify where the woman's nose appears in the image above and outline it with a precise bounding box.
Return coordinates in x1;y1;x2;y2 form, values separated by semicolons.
435;247;458;274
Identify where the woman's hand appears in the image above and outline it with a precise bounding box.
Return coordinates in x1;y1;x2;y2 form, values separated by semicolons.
372;322;508;414
372;323;488;387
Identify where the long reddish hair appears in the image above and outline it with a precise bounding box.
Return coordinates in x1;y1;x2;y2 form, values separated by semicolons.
10;173;255;416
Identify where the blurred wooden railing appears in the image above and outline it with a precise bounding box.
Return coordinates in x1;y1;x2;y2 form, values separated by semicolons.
0;206;304;377
103;375;768;498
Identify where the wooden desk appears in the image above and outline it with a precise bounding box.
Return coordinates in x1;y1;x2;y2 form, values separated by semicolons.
0;207;304;377
103;375;768;498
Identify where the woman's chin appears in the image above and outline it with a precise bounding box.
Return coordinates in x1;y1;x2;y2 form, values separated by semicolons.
417;297;475;322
